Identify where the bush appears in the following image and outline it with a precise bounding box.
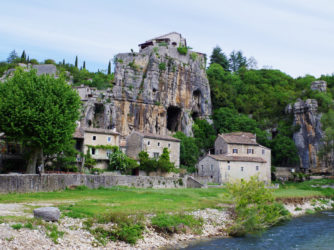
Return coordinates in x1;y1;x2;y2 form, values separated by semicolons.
108;147;138;174
138;148;176;174
190;52;198;61
177;45;188;55
90;168;104;174
11;223;22;230
151;213;203;234
159;62;166;71
226;176;290;236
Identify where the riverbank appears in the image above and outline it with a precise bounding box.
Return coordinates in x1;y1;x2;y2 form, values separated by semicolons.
0;179;334;249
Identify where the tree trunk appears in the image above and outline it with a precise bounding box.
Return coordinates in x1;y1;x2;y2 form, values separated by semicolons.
26;148;41;174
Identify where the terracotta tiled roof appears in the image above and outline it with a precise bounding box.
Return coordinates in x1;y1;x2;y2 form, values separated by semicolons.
219;132;258;145
208;154;266;163
134;131;180;142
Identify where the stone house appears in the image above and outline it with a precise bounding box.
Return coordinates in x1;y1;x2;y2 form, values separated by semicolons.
198;132;271;184
126;131;180;167
138;32;187;51
74;127;120;170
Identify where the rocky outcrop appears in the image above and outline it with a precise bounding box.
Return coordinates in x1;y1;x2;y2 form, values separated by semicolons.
311;80;327;92
81;35;212;137
286;99;324;170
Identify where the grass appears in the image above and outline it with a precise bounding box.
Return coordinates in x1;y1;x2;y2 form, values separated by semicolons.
0;179;333;220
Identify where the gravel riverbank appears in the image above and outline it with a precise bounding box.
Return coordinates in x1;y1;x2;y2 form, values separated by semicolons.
0;199;333;250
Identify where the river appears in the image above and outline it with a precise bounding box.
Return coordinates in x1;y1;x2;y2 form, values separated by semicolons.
185;210;334;250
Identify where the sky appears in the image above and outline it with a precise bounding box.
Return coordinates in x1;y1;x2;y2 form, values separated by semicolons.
0;0;333;77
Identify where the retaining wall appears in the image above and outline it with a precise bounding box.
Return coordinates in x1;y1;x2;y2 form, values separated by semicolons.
0;174;189;193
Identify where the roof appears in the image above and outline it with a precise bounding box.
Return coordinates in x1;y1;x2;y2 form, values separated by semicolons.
84;127;120;135
208;154;266;163
133;131;180;142
218;132;258;145
73;127;84;139
147;32;181;42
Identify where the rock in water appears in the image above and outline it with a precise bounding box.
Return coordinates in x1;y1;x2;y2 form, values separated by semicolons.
33;207;60;222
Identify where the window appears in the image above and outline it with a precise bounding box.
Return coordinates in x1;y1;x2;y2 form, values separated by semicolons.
247;149;254;154
158;142;160;146
233;149;238;154
153;152;159;159
220;149;223;154
148;141;150;145
92;136;96;141
228;165;230;171
107;137;111;142
241;166;244;172
91;148;96;155
201;165;204;171
168;143;171;148
256;166;259;171
262;149;265;155
106;150;112;157
211;164;213;171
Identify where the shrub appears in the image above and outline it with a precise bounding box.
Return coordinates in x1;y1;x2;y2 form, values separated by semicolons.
177;45;188;55
226;176;290;236
90;168;104;174
11;223;22;230
190;52;198;61
44;59;56;64
159;63;166;71
108;147;138;174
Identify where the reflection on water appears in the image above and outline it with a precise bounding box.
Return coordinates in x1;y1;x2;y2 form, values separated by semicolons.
185;210;334;250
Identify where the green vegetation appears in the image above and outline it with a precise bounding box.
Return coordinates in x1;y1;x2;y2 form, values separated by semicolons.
151;213;203;234
177;45;188;55
190;52;198;61
159;62;166;71
226;177;290;236
11;223;23;230
108;147;138;174
0;69;81;173
138;148;176;174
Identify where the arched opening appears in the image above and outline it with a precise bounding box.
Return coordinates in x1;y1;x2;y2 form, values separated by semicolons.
172;42;177;46
167;106;181;132
193;89;201;109
93;103;105;128
192;111;199;121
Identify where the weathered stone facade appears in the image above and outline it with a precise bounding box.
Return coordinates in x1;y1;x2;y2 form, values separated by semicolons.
126;131;180;167
198;132;271;184
0;174;190;193
79;33;212;138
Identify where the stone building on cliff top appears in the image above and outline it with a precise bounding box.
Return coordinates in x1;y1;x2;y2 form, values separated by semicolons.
80;32;212;139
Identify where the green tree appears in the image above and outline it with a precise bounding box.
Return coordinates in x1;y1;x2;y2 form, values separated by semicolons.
83;61;86;69
20;50;26;61
229;50;247;72
108;60;111;75
318;110;334;169
75;56;78;68
173;132;199;172
0;69;81;173
7;50;18;63
271;134;299;166
192;119;216;154
210;46;229;71
108;147;138;174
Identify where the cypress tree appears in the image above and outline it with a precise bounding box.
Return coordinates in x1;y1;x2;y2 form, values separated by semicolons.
83;61;86;69
75;56;78;68
108;60;111;75
62;59;65;65
27;56;30;63
21;50;26;61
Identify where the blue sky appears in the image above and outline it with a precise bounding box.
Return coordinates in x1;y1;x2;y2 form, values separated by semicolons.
0;0;333;77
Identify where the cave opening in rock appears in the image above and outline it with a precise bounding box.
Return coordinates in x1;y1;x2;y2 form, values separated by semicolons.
167;106;181;132
192;111;199;121
193;89;201;109
93;103;105;128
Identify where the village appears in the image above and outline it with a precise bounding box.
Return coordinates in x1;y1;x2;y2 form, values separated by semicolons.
0;33;272;187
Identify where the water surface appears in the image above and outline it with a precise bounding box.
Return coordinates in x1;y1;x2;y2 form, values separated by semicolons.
185;210;334;250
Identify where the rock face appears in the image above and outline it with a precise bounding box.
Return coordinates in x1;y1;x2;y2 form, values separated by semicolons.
80;33;212;137
311;80;327;92
33;207;60;222
287;99;324;170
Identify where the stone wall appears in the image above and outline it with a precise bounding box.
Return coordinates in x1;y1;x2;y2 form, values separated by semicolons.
0;174;191;193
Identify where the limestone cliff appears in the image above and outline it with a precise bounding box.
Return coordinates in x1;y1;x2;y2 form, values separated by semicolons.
286;99;324;170
81;34;212;138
